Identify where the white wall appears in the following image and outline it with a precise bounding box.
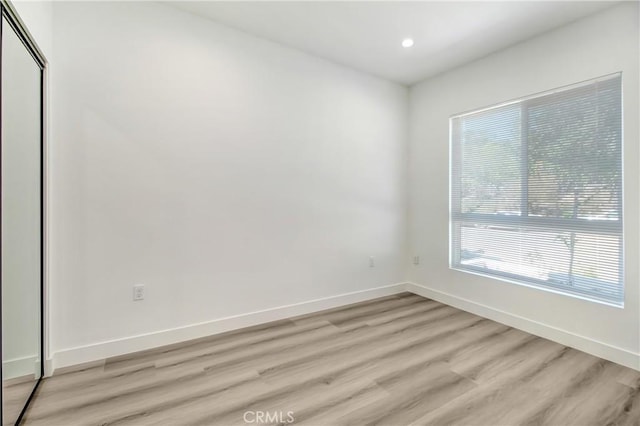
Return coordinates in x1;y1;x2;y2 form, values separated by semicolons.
49;1;408;365
408;2;639;368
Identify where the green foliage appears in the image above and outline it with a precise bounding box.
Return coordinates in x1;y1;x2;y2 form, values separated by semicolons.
461;127;521;214
527;86;621;220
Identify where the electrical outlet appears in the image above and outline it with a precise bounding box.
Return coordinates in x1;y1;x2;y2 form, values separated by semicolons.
413;255;420;265
133;284;145;301
369;256;375;268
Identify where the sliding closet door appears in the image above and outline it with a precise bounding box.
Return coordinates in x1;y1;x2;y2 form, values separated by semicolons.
1;10;44;425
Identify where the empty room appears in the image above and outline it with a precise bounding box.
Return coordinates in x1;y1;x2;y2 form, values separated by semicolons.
1;0;638;424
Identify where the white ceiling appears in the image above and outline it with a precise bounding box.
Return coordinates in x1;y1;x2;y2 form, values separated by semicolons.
167;1;618;86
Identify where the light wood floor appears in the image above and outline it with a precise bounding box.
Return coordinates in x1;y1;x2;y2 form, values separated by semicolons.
22;293;640;425
3;376;37;425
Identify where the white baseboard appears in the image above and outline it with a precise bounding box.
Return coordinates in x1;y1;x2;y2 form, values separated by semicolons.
406;282;640;371
51;282;408;372
43;358;55;378
51;281;639;373
3;355;39;380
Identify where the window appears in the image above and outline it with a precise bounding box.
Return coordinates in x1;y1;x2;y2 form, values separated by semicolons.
450;74;623;305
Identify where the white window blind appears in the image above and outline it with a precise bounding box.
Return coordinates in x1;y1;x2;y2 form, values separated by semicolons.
450;74;623;305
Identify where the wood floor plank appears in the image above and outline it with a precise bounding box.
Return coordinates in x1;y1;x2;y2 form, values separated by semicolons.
185;368;389;426
20;293;640;426
289;294;414;325
337;361;477;426
3;378;38;426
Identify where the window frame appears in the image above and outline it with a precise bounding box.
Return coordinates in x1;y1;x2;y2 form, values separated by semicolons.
449;73;624;306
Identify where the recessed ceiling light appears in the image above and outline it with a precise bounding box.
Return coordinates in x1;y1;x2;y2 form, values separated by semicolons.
402;38;414;48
